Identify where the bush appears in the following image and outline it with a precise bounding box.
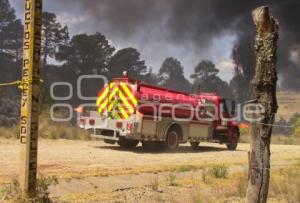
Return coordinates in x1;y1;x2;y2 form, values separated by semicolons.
0;175;58;203
294;126;300;137
166;173;178;186
35;175;58;202
0;178;22;202
209;164;229;179
176;165;196;173
289;113;300;137
273;117;293;135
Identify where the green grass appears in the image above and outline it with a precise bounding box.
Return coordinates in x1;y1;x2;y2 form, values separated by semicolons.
208;164;229;179
176;165;198;173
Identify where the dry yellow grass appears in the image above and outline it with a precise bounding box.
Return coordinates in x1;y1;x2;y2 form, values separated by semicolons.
1;139;299;184
277;91;300;119
0;92;299;202
0;113;90;140
0;126;18;139
0;139;299;202
51;163;300;203
182;164;300;203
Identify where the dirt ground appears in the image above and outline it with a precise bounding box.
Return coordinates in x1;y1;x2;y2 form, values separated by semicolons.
0;139;299;202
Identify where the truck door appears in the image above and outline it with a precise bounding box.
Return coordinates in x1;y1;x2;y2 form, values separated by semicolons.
220;99;236;119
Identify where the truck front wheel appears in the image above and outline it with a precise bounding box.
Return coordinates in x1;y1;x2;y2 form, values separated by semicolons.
226;128;239;151
104;139;116;145
166;130;179;150
190;142;200;149
117;138;139;149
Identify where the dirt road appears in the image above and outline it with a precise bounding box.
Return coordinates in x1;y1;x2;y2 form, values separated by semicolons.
0;139;299;202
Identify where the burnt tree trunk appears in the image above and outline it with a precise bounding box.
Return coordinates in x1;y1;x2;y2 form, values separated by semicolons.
246;6;279;203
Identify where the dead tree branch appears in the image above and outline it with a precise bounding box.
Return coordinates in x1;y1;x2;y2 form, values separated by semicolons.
246;6;279;203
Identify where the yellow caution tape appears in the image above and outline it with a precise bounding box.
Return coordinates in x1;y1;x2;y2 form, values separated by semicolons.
0;79;43;90
0;80;22;87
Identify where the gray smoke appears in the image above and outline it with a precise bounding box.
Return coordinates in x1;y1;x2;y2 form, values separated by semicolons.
61;0;257;48
290;45;300;66
24;0;300;90
270;1;300;90
71;0;300;89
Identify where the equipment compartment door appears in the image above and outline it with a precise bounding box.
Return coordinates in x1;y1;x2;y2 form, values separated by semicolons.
189;123;210;139
141;120;157;136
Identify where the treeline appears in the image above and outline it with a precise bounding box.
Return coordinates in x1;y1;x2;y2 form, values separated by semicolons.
40;13;237;105
0;0;23;127
0;0;248;126
273;113;300;136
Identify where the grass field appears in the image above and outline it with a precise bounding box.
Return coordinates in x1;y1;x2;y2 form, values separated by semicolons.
277;91;300;119
0;140;299;202
0;91;299;202
0;113;90;140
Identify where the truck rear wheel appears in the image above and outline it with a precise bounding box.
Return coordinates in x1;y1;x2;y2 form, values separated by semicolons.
190;142;200;149
226;143;237;151
166;130;179;150
117;138;139;149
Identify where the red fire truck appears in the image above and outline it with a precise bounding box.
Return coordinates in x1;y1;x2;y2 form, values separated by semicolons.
78;74;240;150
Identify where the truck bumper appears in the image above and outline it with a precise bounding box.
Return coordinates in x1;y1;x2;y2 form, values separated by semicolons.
91;130;140;141
91;131;119;141
80;118;139;141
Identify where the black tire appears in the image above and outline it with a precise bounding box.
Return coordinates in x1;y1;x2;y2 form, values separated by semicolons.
226;128;239;151
165;130;179;150
226;143;237;151
117;137;139;149
190;142;200;149
104;139;116;145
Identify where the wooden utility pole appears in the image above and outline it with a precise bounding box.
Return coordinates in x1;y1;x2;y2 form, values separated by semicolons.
19;0;43;198
246;6;278;203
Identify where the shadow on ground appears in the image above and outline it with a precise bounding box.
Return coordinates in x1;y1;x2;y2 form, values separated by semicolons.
94;144;244;154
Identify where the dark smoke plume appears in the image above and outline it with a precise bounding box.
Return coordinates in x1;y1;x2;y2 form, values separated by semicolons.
57;0;300;90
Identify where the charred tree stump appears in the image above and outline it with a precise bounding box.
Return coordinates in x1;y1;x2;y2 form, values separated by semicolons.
246;6;279;203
